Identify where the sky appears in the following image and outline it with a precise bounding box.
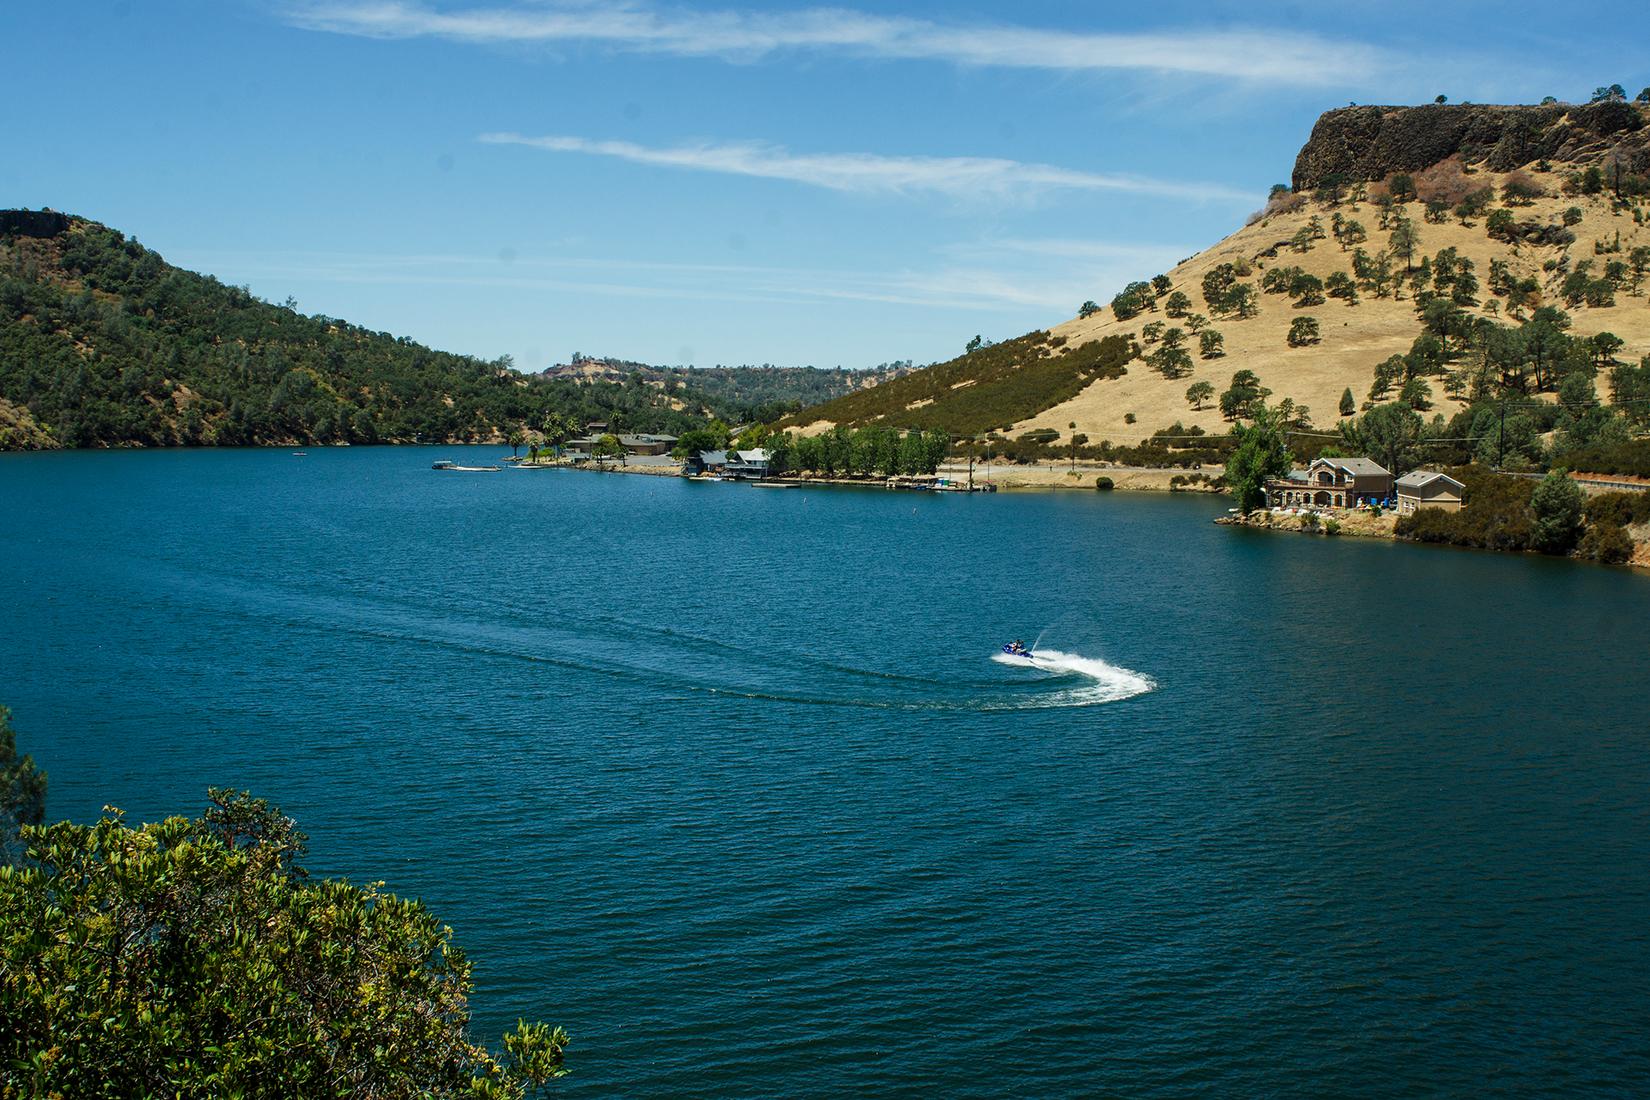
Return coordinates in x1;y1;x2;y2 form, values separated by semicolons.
4;2;1644;371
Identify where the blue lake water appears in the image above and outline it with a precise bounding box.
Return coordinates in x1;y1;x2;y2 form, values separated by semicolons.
3;446;1648;1096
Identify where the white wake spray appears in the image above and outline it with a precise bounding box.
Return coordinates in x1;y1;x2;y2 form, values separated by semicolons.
990;647;1155;707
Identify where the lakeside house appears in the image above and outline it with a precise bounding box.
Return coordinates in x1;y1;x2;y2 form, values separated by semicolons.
682;448;769;479
683;450;728;475
1395;470;1467;514
619;433;678;456
726;449;771;479
1266;457;1394;510
564;432;679;460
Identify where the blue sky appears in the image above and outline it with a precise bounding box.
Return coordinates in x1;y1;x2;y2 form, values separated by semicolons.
5;2;1643;371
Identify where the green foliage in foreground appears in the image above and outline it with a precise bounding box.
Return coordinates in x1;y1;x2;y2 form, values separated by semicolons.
0;707;46;863
779;332;1135;437
0;789;567;1098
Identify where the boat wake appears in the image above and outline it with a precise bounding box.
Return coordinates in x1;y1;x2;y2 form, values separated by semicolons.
989;647;1156;708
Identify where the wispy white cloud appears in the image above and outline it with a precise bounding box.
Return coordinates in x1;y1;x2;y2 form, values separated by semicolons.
170;237;1187;314
476;132;1255;204
281;1;1384;85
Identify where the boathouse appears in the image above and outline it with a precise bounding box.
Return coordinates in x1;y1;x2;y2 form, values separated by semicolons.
1395;470;1466;514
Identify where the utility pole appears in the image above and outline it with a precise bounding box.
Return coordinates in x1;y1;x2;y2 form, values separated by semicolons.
967;437;975;491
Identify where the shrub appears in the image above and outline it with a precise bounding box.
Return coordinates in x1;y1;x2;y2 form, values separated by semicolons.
1324;518;1342;535
1562;440;1650;479
1415;157;1476;206
1501;171;1545;205
1454;186;1495;221
1576;521;1634;563
1394;467;1534;551
1585;490;1650;528
1123;413;1136;424
1094;476;1115;491
0;790;569;1098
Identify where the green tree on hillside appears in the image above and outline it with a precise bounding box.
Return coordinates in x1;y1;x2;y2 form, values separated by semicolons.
1339;388;1357;417
1225;404;1293;514
1286;317;1321;347
1199;329;1225;359
1186;381;1215;410
1078;301;1101;319
1;789;568;1097
1341;401;1425;476
1219;370;1270;421
1389;216;1420;272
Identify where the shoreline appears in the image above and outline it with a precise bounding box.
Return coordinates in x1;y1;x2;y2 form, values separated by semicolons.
1217;507;1650;569
531;457;1226;494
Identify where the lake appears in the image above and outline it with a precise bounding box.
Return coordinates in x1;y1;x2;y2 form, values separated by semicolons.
3;446;1647;1097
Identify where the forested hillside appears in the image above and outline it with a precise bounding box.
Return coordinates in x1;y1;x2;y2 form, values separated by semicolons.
777;331;1136;437
541;355;911;424
0;213;717;449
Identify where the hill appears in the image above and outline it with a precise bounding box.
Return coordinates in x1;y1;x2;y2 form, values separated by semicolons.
784;100;1650;454
0;213;716;449
538;355;912;424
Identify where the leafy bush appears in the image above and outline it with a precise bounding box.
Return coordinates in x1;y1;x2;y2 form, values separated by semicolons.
1395;467;1535;551
0;789;568;1098
1584;491;1650;528
1094;476;1115;491
1562;440;1650;478
1576;521;1634;563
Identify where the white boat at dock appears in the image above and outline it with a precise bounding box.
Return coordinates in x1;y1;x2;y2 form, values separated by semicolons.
432;460;502;472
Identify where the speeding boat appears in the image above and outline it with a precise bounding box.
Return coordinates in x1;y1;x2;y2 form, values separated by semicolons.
1001;640;1033;660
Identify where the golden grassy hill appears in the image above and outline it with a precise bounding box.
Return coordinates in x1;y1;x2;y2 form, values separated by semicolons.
783;101;1650;447
1013;174;1650;443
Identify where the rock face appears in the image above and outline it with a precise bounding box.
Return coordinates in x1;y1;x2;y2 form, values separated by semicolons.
1291;102;1649;191
0;210;70;239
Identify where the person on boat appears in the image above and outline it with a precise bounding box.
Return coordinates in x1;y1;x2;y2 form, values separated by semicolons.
1003;640;1029;656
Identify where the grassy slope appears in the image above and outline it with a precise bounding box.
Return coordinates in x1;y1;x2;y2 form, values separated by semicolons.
780;331;1136;437
1018;173;1650;441
785;165;1648;445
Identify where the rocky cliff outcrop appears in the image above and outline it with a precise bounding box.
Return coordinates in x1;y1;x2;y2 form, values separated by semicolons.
1291;102;1649;191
